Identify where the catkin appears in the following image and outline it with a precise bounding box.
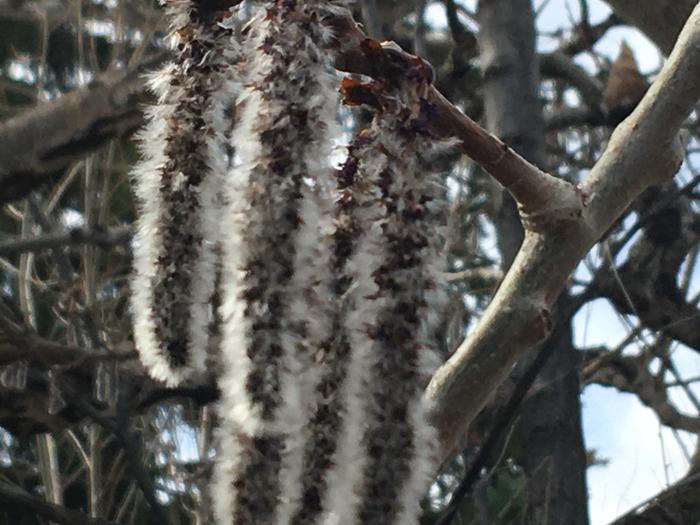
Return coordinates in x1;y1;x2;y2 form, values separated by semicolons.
291;128;388;525
131;1;241;386
326;75;450;525
132;3;449;523
213;2;348;524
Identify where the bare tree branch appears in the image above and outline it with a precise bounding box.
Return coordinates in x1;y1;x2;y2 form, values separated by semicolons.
425;3;699;459
609;471;700;525
560;12;622;56
0;479;120;525
540;50;604;110
583;348;700;433
0;55;164;204
0;226;132;257
594;184;700;353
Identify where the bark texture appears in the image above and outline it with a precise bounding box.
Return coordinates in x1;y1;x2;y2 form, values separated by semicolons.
610;471;700;525
476;2;589;523
0;57;161;204
516;307;589;525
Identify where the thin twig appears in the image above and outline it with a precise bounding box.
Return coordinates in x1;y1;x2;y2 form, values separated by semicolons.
0;479;120;525
0;226;131;257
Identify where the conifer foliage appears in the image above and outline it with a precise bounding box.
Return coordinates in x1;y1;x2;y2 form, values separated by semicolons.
130;1;450;523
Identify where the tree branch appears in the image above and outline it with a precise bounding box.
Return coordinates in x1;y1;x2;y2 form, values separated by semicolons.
594;183;700;353
425;3;699;459
583;348;700;433
0;55;164;204
540;50;604;110
560;12;622;56
609;471;700;525
0;226;132;257
604;0;696;54
331;16;584;228
0;479;120;525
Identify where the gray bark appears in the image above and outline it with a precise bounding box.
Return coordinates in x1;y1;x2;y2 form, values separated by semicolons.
516;306;589;525
476;1;589;523
478;0;543;266
0;56;162;204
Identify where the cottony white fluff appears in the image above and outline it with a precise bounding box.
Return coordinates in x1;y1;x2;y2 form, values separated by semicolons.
329;103;450;525
131;67;180;384
321;150;390;525
131;4;241;386
389;146;448;525
389;153;448;525
276;192;332;525
214;3;343;523
212;43;266;525
215;5;336;523
275;45;342;525
212;2;450;524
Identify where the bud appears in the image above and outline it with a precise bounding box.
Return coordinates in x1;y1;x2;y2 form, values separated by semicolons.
603;41;648;122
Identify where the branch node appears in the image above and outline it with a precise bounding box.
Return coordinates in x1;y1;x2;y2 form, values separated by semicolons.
517;177;585;233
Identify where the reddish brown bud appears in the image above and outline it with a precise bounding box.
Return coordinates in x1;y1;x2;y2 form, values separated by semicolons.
603;42;648;117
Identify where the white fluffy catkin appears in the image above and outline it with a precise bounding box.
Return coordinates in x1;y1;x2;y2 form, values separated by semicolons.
213;2;348;524
328;77;450;525
291;128;387;525
131;1;242;386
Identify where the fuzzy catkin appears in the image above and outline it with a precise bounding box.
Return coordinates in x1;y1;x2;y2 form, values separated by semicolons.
130;1;241;386
356;131;447;525
292;78;450;524
335;85;449;525
291;128;387;525
213;2;348;524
